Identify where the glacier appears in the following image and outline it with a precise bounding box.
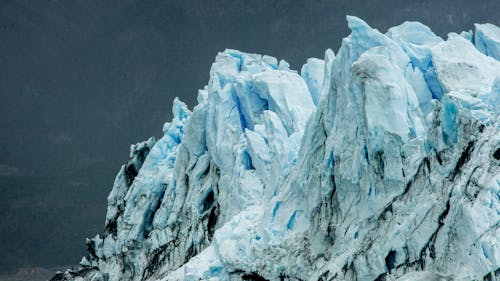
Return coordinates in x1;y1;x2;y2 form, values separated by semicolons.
52;16;500;281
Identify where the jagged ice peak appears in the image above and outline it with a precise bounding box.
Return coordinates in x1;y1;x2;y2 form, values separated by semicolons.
52;16;499;281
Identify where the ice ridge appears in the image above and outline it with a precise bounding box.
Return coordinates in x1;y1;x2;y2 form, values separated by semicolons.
52;16;499;281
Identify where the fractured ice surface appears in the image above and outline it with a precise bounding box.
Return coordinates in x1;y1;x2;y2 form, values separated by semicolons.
52;16;499;281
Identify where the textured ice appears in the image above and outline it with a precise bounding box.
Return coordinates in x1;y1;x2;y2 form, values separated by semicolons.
475;23;500;60
52;16;499;281
301;58;325;105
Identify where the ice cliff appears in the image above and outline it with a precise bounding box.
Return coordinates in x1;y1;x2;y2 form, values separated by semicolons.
52;17;500;281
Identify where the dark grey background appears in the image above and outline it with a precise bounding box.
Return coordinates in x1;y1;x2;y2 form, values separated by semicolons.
0;0;498;276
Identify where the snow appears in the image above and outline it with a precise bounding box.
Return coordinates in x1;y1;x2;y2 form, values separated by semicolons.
53;16;500;281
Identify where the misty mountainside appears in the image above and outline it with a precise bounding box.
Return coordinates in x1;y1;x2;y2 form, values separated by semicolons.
52;16;499;281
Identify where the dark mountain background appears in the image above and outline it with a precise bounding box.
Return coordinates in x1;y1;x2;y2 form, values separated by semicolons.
0;0;498;277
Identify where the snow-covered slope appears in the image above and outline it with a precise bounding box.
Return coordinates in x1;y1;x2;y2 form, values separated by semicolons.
52;17;499;281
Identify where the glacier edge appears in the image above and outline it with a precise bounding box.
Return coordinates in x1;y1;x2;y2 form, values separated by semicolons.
52;16;499;281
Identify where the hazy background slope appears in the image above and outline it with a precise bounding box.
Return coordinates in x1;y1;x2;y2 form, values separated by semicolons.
0;0;498;278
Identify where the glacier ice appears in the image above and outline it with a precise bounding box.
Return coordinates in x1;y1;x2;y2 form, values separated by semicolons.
475;23;500;61
52;16;499;281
